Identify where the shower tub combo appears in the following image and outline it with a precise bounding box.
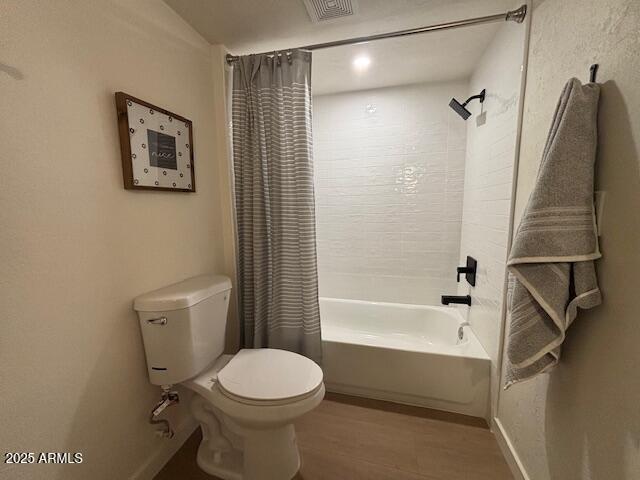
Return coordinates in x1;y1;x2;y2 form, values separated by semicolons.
320;298;490;418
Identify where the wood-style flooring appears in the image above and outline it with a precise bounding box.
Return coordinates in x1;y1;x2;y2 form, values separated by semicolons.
155;393;513;480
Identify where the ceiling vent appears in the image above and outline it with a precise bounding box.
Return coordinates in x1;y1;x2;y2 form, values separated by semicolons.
303;0;358;23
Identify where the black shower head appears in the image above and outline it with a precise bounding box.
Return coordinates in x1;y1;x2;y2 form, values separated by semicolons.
449;98;472;120
449;89;486;120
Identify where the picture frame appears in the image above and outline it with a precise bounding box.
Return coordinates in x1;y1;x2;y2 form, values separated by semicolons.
115;92;196;192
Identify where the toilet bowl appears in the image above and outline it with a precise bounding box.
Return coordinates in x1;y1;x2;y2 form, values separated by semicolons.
186;349;324;480
134;275;324;480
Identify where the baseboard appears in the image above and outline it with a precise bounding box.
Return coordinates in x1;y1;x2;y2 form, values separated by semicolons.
130;416;198;480
492;417;530;480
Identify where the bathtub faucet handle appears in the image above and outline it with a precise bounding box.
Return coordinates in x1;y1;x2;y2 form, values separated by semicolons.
456;267;472;282
456;256;477;286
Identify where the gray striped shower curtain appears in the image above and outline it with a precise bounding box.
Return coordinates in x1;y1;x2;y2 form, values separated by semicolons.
231;50;322;363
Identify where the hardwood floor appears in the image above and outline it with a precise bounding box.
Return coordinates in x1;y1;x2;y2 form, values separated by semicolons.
154;393;513;480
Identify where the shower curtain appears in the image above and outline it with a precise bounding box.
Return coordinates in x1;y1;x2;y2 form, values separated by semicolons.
231;50;322;363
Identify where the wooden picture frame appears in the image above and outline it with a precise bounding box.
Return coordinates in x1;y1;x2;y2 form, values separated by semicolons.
115;92;196;192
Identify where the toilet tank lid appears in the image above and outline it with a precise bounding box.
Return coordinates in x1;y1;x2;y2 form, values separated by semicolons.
133;274;231;312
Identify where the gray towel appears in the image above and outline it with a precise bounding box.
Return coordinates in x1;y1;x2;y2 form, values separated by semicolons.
504;78;602;388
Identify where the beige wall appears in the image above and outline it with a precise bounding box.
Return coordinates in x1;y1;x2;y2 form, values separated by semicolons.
0;1;231;479
496;0;640;479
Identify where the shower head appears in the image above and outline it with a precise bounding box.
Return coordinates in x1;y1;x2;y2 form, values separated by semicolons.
449;98;472;120
449;89;486;120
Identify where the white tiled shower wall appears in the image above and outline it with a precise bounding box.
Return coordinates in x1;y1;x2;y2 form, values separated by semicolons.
455;21;526;409
313;81;469;305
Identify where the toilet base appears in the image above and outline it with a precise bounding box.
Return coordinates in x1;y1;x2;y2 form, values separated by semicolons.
242;424;300;480
196;426;301;480
196;441;244;480
191;395;302;480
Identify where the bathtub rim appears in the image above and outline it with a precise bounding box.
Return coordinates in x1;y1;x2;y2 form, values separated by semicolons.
319;296;490;360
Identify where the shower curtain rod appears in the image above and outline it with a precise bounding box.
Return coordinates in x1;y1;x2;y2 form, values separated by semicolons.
225;4;526;65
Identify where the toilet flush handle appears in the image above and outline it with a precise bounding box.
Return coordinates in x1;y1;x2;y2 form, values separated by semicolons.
147;316;167;325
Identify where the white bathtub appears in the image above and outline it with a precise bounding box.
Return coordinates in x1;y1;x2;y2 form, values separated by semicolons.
320;297;491;418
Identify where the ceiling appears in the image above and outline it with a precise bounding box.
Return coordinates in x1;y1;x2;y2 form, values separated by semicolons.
311;23;500;95
164;0;520;94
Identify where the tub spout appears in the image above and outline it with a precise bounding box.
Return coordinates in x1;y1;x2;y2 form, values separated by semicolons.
441;295;471;306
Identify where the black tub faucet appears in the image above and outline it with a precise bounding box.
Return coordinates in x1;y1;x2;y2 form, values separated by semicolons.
441;295;472;306
457;256;477;286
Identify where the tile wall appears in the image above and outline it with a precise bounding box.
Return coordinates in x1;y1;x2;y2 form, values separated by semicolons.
455;21;526;413
313;81;469;304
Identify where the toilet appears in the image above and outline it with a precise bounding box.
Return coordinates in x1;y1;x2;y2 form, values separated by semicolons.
134;274;325;480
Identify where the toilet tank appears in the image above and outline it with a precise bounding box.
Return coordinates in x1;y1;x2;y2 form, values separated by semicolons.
133;274;232;386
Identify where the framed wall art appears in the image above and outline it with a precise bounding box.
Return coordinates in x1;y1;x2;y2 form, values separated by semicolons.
115;92;195;192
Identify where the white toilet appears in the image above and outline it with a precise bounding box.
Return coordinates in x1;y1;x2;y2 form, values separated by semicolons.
134;274;325;480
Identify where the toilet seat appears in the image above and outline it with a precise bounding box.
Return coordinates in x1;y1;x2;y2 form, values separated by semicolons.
216;349;323;406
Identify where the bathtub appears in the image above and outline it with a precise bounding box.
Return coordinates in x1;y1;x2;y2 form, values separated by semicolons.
320;297;490;418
